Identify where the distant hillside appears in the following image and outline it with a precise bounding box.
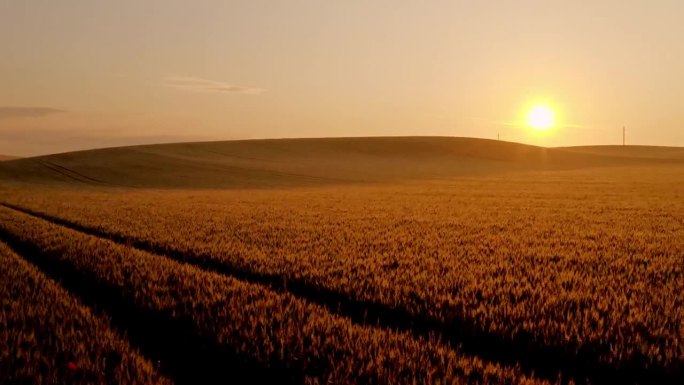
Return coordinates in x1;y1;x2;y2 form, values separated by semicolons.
0;137;678;188
0;155;20;161
558;145;684;160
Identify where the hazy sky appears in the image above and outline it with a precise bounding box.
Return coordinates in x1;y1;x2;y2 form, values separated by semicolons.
1;1;683;156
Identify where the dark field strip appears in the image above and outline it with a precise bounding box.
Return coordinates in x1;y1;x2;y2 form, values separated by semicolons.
0;206;541;385
0;241;170;385
4;202;678;385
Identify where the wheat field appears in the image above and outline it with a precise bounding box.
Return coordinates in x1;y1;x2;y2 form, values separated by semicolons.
1;138;682;385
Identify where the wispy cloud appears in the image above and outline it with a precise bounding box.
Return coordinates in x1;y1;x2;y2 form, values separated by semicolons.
162;76;263;95
0;107;66;120
0;127;217;157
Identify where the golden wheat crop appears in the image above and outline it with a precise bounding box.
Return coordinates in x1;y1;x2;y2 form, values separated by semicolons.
0;206;546;385
1;167;682;383
2;167;684;378
0;241;170;385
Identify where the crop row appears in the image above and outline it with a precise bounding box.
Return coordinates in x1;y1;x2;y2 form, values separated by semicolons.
0;241;170;385
4;177;682;383
0;205;545;385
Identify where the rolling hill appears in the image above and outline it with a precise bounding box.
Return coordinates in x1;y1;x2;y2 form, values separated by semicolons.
0;137;681;188
558;145;684;160
0;155;19;161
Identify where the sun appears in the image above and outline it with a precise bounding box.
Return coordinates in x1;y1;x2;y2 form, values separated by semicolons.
527;105;555;130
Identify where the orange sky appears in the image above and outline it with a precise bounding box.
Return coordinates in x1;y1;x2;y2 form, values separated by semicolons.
1;1;683;156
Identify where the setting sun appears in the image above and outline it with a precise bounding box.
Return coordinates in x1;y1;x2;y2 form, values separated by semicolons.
527;105;555;130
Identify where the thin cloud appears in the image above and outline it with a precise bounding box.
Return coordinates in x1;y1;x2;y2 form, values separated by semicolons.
163;76;263;95
0;127;216;157
0;107;67;119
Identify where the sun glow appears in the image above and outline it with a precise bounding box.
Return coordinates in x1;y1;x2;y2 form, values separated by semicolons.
527;105;555;130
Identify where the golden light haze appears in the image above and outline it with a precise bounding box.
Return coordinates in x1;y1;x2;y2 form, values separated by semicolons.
1;0;683;156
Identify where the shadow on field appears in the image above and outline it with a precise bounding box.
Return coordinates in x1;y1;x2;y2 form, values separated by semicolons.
0;228;303;385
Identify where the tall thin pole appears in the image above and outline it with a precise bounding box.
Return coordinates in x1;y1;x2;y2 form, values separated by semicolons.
623;126;625;146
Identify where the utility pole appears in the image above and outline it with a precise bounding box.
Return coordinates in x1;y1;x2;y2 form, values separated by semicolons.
497;132;500;141
623;126;625;146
